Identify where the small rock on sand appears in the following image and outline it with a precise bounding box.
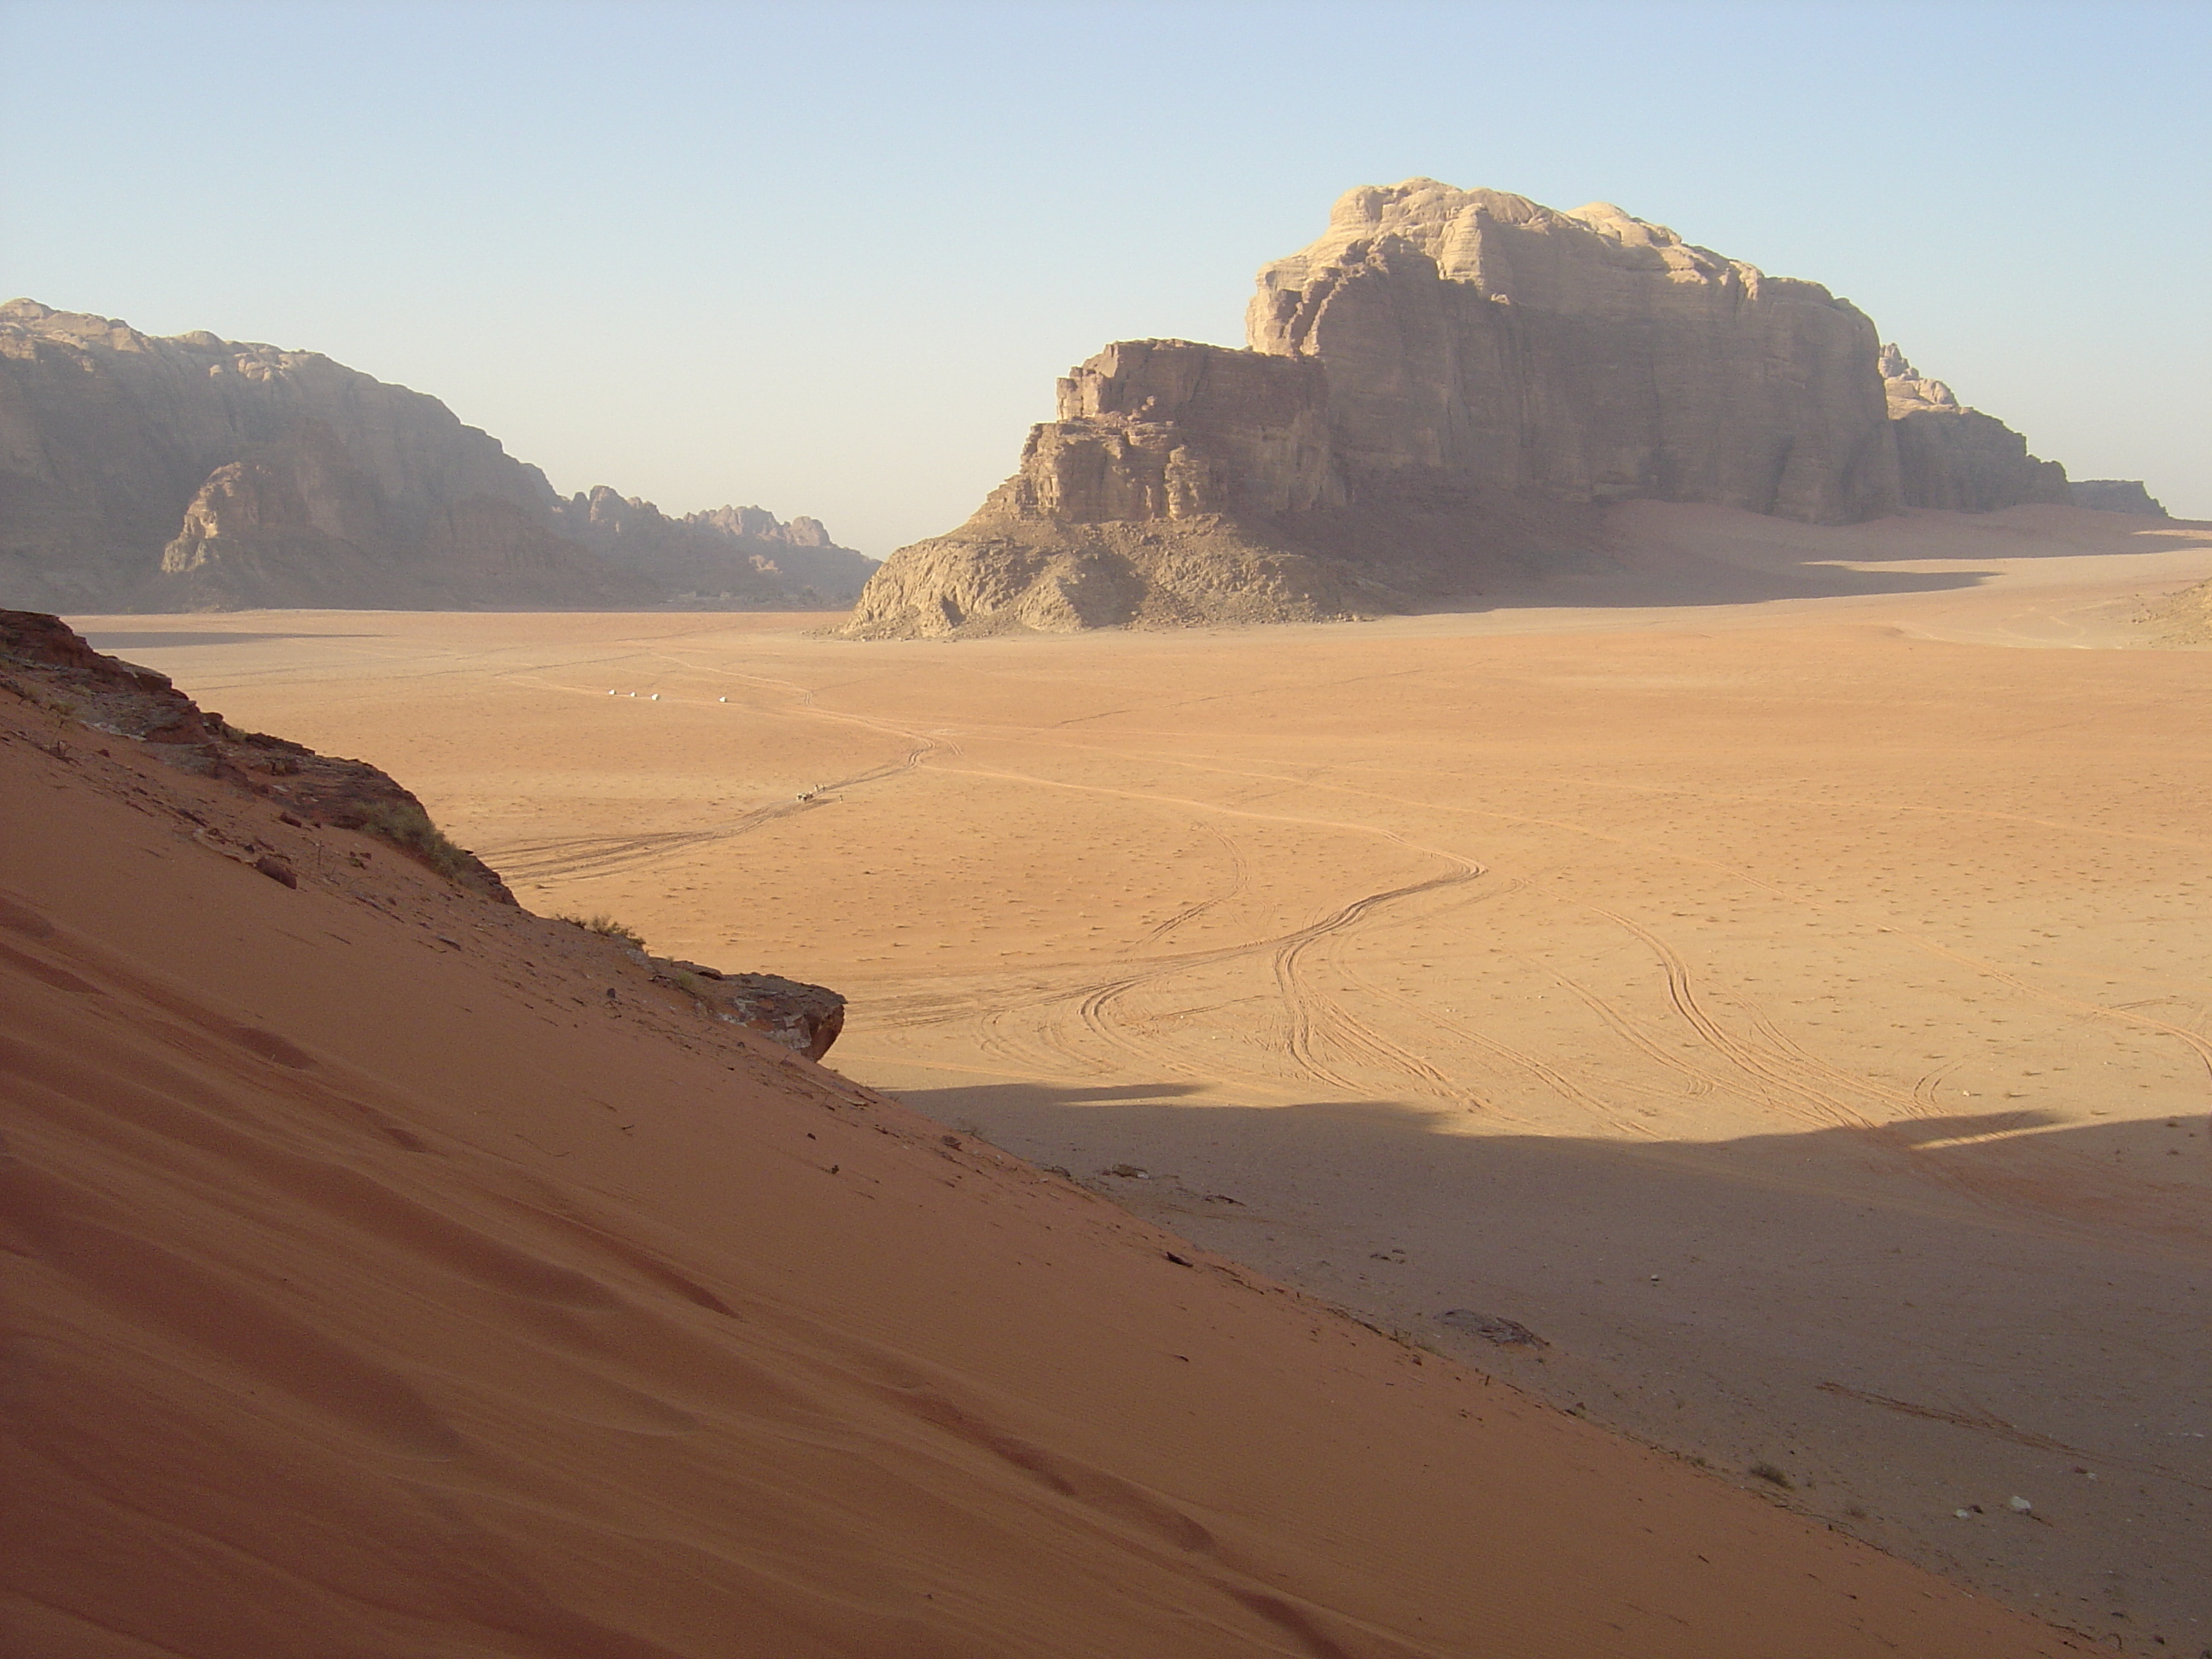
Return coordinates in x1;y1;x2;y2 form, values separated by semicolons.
1440;1309;1547;1348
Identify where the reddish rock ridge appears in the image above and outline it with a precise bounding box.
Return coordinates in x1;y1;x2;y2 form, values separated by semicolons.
649;959;847;1061
0;608;515;902
0;300;873;611
849;180;2112;637
0;607;851;1048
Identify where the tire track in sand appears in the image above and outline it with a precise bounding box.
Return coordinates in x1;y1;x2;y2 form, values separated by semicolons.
1590;908;1878;1131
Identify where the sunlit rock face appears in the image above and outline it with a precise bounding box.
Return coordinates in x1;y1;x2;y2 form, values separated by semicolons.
1247;181;1904;526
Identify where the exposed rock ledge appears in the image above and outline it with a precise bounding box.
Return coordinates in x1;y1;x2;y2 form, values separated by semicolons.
649;959;846;1061
0;608;513;902
2070;479;2169;518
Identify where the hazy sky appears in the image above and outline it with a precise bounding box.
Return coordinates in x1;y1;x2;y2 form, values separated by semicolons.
4;0;2206;549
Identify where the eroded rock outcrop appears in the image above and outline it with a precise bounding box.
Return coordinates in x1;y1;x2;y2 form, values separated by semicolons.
1879;345;2069;513
1249;185;1901;525
846;339;1385;636
0;300;871;611
649;958;847;1060
0;608;513;900
2070;479;2169;517
849;179;2139;637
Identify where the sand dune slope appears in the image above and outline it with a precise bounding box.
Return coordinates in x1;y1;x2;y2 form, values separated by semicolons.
0;665;2081;1654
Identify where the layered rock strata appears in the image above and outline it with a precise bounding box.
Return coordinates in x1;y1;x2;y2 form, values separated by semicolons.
1878;345;2069;513
0;300;871;611
849;180;2110;637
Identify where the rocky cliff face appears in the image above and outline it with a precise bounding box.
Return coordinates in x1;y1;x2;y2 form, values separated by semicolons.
856;179;2108;637
1878;345;2069;513
0;300;871;611
2069;479;2169;517
844;337;1386;637
999;340;1342;521
1247;184;1901;525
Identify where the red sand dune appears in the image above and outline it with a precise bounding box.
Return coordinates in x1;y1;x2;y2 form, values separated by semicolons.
0;666;2078;1655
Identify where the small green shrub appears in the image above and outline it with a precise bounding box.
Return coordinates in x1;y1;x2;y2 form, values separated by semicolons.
355;799;474;882
554;911;645;950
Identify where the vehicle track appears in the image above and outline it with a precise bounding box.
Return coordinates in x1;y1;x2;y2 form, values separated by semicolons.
1332;938;1639;1132
1138;822;1246;946
1517;956;1731;1109
1262;838;1486;1092
486;719;959;883
1591;908;1877;1131
869;831;1488;1097
1902;937;2212;1101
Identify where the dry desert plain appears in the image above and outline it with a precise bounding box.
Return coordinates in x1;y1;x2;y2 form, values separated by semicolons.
76;501;2212;1650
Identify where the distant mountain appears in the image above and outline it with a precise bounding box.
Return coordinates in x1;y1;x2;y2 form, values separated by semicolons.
847;181;2120;637
0;300;874;612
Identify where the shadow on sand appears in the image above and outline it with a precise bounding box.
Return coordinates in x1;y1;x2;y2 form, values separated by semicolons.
906;1090;2210;1436
899;1080;2211;1639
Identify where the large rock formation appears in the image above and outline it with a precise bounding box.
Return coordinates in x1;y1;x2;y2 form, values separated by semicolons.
1878;345;2069;513
1247;185;1901;525
847;339;1394;635
849;180;2110;637
0;300;873;611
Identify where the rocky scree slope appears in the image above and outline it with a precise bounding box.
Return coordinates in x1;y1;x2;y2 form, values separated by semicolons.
0;300;873;612
847;181;2114;637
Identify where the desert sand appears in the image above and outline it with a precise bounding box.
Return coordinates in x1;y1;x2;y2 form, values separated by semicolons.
52;500;2212;1652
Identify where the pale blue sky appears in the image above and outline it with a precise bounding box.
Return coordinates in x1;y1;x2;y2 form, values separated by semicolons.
4;0;2205;549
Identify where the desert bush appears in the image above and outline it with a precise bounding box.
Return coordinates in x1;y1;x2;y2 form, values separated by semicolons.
553;911;646;950
354;799;474;882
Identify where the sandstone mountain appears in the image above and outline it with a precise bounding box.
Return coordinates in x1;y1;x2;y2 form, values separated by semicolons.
847;181;2107;637
0;300;874;612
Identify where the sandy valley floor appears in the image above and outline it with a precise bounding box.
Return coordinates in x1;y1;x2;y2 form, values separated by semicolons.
74;502;2212;1651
